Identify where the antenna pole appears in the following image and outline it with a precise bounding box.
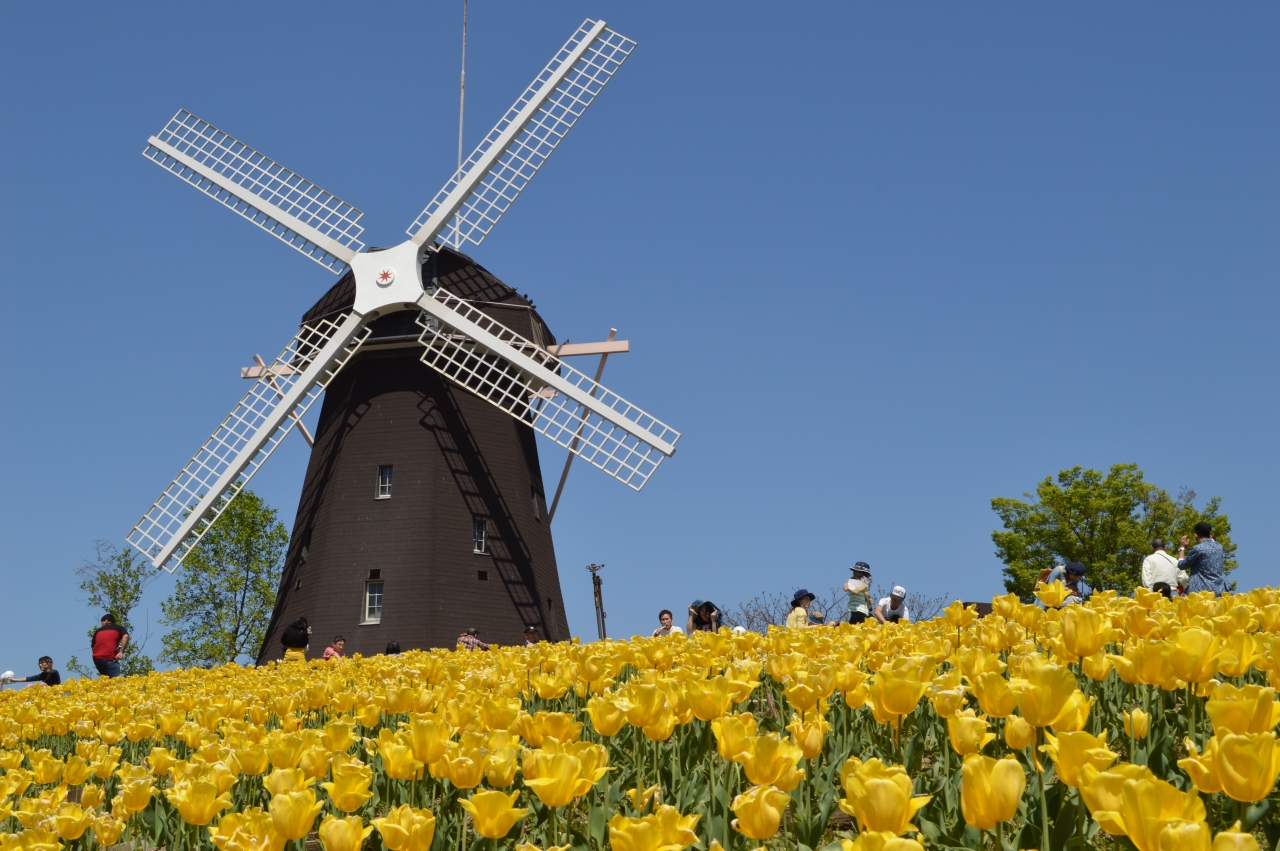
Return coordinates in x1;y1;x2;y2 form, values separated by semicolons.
586;563;606;640
457;0;467;173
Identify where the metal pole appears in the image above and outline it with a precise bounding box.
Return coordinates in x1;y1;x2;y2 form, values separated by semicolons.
587;563;606;640
548;328;617;523
456;0;467;249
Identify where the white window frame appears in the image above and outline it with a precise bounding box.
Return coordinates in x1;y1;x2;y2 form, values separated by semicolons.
376;465;393;499
472;520;488;554
362;581;384;624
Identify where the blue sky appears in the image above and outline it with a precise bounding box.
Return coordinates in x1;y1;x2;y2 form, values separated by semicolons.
1;3;1276;673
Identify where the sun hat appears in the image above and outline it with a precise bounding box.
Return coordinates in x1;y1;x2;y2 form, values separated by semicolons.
791;588;815;607
891;585;906;598
1065;562;1086;577
691;599;706;609
851;562;871;575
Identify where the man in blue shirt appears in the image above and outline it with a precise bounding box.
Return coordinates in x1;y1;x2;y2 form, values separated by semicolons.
1178;521;1230;595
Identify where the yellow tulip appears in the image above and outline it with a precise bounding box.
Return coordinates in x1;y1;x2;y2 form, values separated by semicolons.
320;758;373;812
269;790;324;840
1005;716;1036;750
960;754;1025;831
52;803;94;841
373;805;437;851
686;678;739;722
970;672;1018;719
28;751;64;785
738;734;805;792
1049;691;1094;733
1087;774;1206;851
1011;659;1078;727
711;714;758;761
458;790;528;839
1034;580;1071;608
80;784;105;811
730;785;790;841
1179;736;1223;794
16;828;62;851
521;750;587;807
1060;605;1114;658
1079;763;1155;833
263;768;313;796
92;817;127;847
641;706;677;743
235;744;271;777
484;746;519;788
401;716;451;765
1109;639;1177;689
1211;821;1261;851
867;671;928;720
1205;684;1280;734
1124;708;1150;739
480;696;521;731
1217;632;1261;679
1039;730;1117;787
116;777;157;816
1157;820;1211;850
584;695;628;736
840;832;925;851
380;740;425;781
839;758;932;836
947;711;995;756
618;685;668;728
265;734;307;770
209;807;284;851
1214;732;1280;802
149;747;178;777
1167;628;1223;684
623;785;661;813
167;779;234;825
786;713;832;760
1081;651;1113;681
321;719;356;753
317;814;373;851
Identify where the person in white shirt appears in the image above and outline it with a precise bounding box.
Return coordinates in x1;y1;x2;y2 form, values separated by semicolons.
875;586;911;624
1141;539;1185;598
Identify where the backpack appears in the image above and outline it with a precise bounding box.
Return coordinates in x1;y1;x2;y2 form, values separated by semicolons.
1037;567;1055;584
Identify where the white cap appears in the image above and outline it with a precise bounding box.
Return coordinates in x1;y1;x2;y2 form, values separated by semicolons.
892;585;906;597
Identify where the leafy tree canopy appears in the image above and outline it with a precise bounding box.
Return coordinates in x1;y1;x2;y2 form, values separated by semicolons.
67;541;155;678
991;463;1234;601
160;489;287;668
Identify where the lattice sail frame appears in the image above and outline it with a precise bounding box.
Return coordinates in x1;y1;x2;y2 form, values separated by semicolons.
144;110;365;273
416;289;679;490
407;20;636;248
128;314;371;571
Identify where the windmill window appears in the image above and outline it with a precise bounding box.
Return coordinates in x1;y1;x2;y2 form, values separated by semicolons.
472;520;488;554
363;581;384;624
376;466;393;499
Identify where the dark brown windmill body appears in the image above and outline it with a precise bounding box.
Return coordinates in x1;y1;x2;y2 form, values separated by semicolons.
257;249;566;659
128;22;680;653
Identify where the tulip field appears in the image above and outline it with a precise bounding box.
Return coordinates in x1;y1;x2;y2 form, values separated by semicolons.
1;583;1279;851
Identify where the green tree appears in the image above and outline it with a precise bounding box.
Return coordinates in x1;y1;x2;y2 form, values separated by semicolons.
66;541;156;678
991;463;1235;601
159;489;287;668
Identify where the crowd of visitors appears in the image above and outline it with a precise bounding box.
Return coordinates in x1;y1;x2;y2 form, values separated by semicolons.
3;521;1235;689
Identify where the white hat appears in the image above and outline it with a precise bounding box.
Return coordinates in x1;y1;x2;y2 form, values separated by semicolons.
892;585;906;597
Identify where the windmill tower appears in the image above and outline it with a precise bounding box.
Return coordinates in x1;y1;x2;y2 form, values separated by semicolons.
126;19;680;657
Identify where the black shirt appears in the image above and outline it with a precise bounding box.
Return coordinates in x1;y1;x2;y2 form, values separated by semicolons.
22;670;61;686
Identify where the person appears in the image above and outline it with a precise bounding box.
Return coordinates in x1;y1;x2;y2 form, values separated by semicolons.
1178;521;1230;595
874;587;911;624
845;562;873;624
458;628;490;651
384;642;401;655
91;615;130;678
786;589;821;629
686;600;719;633
524;625;540;646
3;657;61;687
281;617;310;662
1141;539;1184;598
653;610;675;637
322;636;346;660
1038;562;1093;607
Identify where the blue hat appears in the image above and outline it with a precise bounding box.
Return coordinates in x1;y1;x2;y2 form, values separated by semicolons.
1065;562;1086;577
791;588;815;606
691;599;706;609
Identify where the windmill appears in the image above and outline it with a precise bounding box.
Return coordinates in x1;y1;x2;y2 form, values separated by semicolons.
126;19;679;656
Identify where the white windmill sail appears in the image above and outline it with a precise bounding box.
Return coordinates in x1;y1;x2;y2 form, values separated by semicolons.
128;18;671;574
408;19;636;248
128;314;370;571
416;288;678;490
144;110;365;273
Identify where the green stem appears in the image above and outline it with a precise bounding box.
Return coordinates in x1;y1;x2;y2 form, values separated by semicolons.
1038;727;1049;851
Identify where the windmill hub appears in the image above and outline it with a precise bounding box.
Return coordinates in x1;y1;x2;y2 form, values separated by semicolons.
350;241;425;316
